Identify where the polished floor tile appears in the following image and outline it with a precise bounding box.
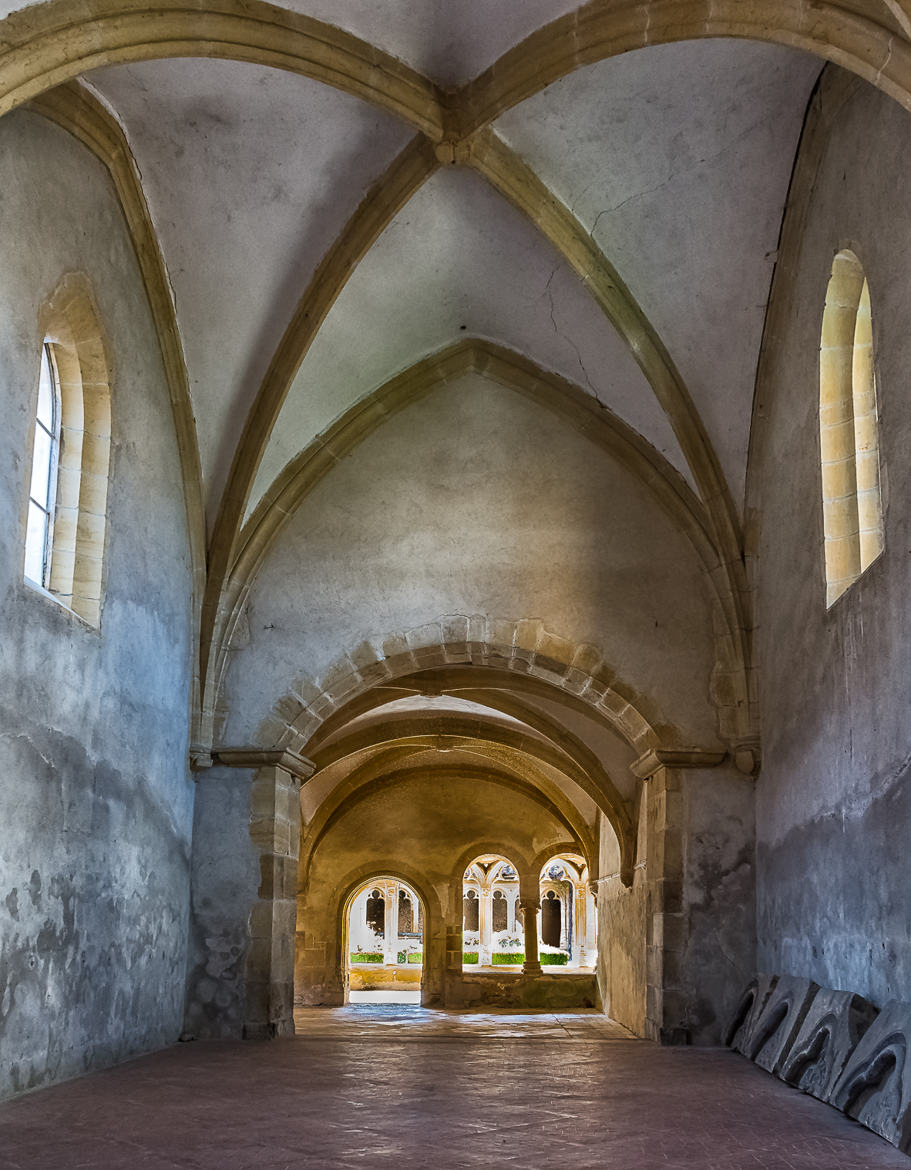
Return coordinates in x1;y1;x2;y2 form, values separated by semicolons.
0;1006;906;1169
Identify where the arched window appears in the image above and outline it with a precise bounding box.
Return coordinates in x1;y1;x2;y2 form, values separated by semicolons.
492;889;508;932
398;890;414;934
462;888;479;932
24;277;112;626
541;890;562;948
819;251;884;607
365;889;384;935
24;344;61;588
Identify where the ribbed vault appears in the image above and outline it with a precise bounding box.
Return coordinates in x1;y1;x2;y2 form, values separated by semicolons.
9;0;911;764
296;676;629;884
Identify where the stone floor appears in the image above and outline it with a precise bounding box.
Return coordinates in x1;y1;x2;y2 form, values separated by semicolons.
0;1004;907;1169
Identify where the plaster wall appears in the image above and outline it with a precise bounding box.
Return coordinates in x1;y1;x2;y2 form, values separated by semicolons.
752;77;911;1005
184;768;260;1039
597;802;647;1036
220;373;721;751
676;767;755;1041
0;112;194;1097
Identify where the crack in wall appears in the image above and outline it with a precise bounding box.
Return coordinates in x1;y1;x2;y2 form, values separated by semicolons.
540;265;598;397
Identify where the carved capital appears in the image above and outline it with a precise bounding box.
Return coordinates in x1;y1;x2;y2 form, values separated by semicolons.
630;748;726;780
214;747;316;782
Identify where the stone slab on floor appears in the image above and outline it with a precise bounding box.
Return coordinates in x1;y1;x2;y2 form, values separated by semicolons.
831;998;911;1152
0;1005;908;1169
750;975;820;1072
730;971;779;1055
779;987;879;1101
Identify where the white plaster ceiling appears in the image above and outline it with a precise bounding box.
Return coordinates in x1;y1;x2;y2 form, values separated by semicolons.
76;32;824;535
273;0;582;87
87;58;413;525
495;39;822;510
249;165;689;513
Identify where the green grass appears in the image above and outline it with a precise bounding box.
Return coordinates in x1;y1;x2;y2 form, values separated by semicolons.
397;951;422;964
491;952;523;965
350;953;383;963
540;953;569;965
462;952;479;964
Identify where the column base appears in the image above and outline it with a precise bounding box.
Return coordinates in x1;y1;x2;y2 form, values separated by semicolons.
522;960;542;974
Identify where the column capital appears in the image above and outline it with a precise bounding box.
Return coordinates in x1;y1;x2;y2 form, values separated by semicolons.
214;747;316;782
519;897;540;912
630;748;726;780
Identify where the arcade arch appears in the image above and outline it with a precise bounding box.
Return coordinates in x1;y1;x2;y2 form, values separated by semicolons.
344;876;424;1004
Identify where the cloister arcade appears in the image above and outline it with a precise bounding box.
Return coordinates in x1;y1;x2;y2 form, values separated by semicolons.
461;853;596;971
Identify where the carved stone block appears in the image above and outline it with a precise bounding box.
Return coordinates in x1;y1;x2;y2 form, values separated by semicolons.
747;975;820;1073
830;999;911;1152
778;987;878;1101
724;973;778;1054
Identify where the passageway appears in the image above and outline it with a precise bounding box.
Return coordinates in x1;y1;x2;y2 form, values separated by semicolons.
0;1009;905;1168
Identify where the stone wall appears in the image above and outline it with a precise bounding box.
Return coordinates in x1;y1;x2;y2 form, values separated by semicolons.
0;112;194;1097
752;73;911;1005
597;802;648;1035
217;371;722;754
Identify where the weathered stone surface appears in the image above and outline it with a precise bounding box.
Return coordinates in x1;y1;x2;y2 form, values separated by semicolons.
778;987;879;1101
754;75;911;1022
0;112;194;1101
830;999;911;1152
723;977;761;1047
747;975;819;1073
730;973;778;1055
447;972;599;1010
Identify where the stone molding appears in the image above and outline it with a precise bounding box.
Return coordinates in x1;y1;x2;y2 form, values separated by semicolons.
630;748;726;780
5;0;908;765
214;747;315;781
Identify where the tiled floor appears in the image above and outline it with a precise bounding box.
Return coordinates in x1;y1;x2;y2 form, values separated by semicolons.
0;1004;907;1169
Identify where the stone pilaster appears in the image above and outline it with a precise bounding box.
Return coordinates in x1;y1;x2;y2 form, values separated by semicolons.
214;748;313;1040
631;748;753;1045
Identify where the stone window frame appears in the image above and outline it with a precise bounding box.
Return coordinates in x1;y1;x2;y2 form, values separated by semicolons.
24;275;113;627
819;249;884;608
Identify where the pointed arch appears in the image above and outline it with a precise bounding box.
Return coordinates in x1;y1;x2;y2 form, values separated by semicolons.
31;273;112;625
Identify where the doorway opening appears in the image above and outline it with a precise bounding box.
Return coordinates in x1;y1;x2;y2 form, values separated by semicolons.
539;854;597;969
345;877;424;1004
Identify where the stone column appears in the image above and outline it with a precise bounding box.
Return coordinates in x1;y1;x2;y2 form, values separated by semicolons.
478;883;493;966
382;881;399;966
520;900;542;974
217;748;313;1040
569;881;586;967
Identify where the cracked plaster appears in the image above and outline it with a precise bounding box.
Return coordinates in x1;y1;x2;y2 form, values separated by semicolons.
494;38;823;512
250;167;690;515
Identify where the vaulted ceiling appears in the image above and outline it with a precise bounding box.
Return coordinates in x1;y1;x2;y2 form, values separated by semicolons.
85;36;820;527
15;0;910;750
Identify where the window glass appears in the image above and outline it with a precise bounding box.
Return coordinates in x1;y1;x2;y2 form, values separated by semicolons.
24;501;48;583
24;342;59;587
36;345;54;430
